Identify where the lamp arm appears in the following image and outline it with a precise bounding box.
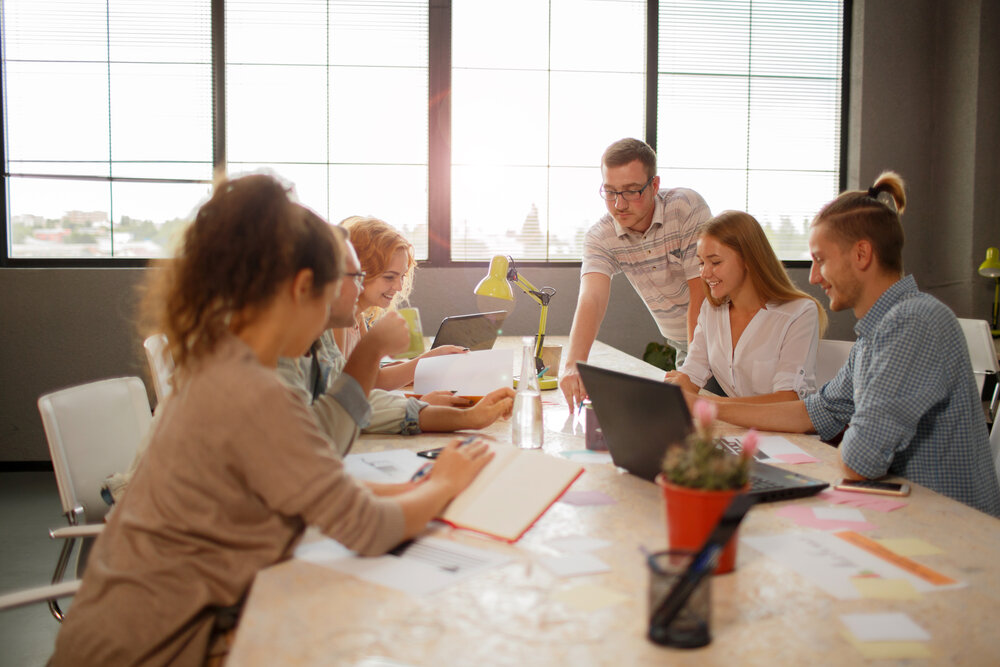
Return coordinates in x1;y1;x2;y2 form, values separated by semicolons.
535;303;548;365
510;274;546;307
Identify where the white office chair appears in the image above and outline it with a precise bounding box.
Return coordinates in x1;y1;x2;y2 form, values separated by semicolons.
815;339;854;387
957;318;999;423
143;333;175;404
37;376;153;620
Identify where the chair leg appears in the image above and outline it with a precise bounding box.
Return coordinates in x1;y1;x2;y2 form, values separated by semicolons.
48;537;76;622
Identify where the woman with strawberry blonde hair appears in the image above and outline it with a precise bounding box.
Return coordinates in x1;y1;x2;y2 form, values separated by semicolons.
335;215;466;392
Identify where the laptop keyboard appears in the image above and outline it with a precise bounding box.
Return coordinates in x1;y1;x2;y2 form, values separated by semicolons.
717;437;769;462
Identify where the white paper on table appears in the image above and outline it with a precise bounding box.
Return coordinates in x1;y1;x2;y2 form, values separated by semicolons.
756;435;811;459
537;553;611;578
294;535;513;596
343;449;425;484
840;612;931;642
742;532;965;599
412;348;513;396
546;536;613;554
812;506;867;523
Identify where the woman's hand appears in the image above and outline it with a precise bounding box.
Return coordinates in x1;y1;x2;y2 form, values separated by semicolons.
463;387;515;428
420;345;468;359
664;370;700;394
428;438;494;496
419;390;474;407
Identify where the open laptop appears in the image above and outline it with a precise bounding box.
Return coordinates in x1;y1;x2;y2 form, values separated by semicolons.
429;311;507;351
576;363;828;502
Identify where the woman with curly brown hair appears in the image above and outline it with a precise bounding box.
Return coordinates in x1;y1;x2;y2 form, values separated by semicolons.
51;175;492;666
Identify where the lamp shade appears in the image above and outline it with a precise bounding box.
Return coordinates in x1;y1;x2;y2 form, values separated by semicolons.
979;247;1000;278
474;255;514;300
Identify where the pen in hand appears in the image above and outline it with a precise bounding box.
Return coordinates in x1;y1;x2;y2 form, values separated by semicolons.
410;435;480;482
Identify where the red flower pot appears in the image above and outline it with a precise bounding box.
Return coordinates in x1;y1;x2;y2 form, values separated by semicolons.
655;473;748;575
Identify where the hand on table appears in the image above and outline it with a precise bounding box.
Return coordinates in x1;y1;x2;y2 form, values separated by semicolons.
429;437;494;496
419;390;474;407
559;365;587;412
419;345;468;359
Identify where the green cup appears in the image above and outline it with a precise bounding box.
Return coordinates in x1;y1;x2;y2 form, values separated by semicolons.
395;307;426;359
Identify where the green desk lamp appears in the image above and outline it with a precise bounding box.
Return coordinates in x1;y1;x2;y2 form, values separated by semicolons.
474;255;558;389
979;247;1000;337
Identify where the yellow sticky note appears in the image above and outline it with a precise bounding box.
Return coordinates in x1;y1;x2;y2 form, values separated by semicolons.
552;584;631;613
842;632;933;659
874;538;944;557
851;577;922;600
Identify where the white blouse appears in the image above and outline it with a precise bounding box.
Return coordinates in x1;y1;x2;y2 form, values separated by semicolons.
679;297;820;398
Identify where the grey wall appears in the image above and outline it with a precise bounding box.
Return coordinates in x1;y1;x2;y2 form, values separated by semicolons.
2;0;997;462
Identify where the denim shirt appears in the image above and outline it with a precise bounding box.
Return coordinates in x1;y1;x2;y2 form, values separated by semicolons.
804;275;1000;517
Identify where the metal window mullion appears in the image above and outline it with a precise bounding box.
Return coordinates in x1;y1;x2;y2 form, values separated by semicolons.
427;0;451;264
212;0;226;182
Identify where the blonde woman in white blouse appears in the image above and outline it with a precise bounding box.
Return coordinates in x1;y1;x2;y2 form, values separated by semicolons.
665;210;828;403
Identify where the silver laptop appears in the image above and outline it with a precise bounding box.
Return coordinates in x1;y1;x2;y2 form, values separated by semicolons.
430;311;507;351
576;363;828;502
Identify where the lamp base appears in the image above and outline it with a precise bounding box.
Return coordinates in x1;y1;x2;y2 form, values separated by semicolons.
514;375;559;390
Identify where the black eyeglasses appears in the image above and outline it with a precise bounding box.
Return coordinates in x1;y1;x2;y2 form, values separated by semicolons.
345;271;366;287
599;175;655;202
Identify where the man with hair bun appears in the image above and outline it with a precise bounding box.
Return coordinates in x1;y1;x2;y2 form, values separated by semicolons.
710;172;1000;517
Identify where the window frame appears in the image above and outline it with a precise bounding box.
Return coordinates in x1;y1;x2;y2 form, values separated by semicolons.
0;0;849;269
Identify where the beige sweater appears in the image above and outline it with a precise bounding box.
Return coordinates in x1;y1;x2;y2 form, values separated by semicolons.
51;335;405;666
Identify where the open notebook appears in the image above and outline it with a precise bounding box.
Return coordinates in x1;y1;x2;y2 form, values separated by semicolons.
439;446;583;542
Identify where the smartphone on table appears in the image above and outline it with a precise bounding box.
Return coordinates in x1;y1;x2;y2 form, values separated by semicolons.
833;479;910;496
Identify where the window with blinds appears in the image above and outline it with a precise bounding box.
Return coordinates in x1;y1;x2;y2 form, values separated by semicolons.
450;0;646;261
2;0;213;259
657;0;843;261
2;0;843;264
225;0;429;260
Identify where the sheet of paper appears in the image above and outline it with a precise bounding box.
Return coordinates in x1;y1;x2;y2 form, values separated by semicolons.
819;489;908;512
343;449;425;484
742;532;964;599
295;535;513;596
552;584;630;612
840;612;931;642
559;490;616;506
775;505;878;531
813;506;867;522
874;537;944;557
841;632;933;659
413;348;513;396
851;577;922;600
538;553;611;578
560;449;613;464
775;453;821;464
546;536;612;553
756;435;811;458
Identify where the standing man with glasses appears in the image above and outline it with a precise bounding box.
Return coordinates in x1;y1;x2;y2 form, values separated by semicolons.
560;137;712;408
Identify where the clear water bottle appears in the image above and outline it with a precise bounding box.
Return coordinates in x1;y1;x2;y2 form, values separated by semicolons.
512;336;543;449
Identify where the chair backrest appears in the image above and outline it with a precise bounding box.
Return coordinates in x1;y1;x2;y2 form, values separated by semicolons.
991;420;1000;487
815;339;854;387
143;333;175;403
957;318;1000;390
37;377;152;524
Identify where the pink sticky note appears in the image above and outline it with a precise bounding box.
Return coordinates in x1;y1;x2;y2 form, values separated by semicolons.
848;497;908;512
775;504;879;531
817;489;908;512
559;490;617;506
775;453;821;464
